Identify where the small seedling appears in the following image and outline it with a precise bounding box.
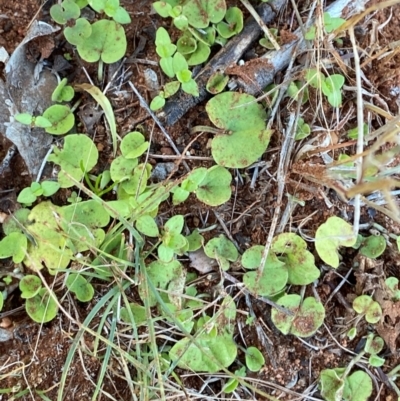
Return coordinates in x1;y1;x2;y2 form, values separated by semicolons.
158;215;188;262
14;113;52;129
286;81;309;104
17;181;60;205
305;12;345;40
52;78;75;102
259;27;280;49
353;294;382;324
319;334;383;401
305;69;345;107
385;277;400;301
295;118;311;140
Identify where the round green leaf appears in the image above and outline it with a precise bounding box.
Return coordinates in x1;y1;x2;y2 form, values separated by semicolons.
315;216;356;268
41;181;60;197
19;275;42;299
42;105;74;135
359;235;386;258
352;295;382;324
48;134;99;188
17;187;37;204
50;0;80;24
177;35;197;54
343;371;372;401
182;0;226;29
205;235;238;266
150;95;166;111
186;41;211;66
245;346;265;372
206;71;229;94
271;295;325;337
64;17;92;46
169;331;237;373
77;20;127;63
120;303;147;326
242;249;288;297
66;273;94;302
196;165;231;206
25;288;58;323
15;113;34;125
121;131;146;158
272;233;320;285
110;155;138;182
0;232;28;263
153;1;173;18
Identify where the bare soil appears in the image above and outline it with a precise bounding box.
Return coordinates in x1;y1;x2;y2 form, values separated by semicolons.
1;0;400;400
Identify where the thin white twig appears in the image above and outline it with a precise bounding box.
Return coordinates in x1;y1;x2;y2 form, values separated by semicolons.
349;27;364;237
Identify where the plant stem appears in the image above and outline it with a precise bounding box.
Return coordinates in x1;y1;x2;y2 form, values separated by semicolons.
191;125;224;135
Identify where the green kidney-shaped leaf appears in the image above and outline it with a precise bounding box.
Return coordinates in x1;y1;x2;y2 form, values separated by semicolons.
343;371;372;401
77;20;127;63
245;346;265;372
207;92;266;132
66;273;94;302
212;128;272;168
196;165;231;206
315;216;356;268
48;134;99;188
120;302;147;326
319;368;345;401
169;331;237;373
352;295;382;324
0;232;27;263
205;234;238;270
243;249;288;297
50;0;80;24
19;275;42;299
142;260;183;306
64;17;92;46
271;294;325;337
25;288;58;323
42;105;74;135
359;235;386;259
182;0;226;29
272;233;320;285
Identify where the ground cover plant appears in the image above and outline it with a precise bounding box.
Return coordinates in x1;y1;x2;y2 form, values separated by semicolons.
1;0;400;400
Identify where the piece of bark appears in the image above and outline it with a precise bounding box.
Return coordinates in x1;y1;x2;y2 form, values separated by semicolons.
162;0;287;127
